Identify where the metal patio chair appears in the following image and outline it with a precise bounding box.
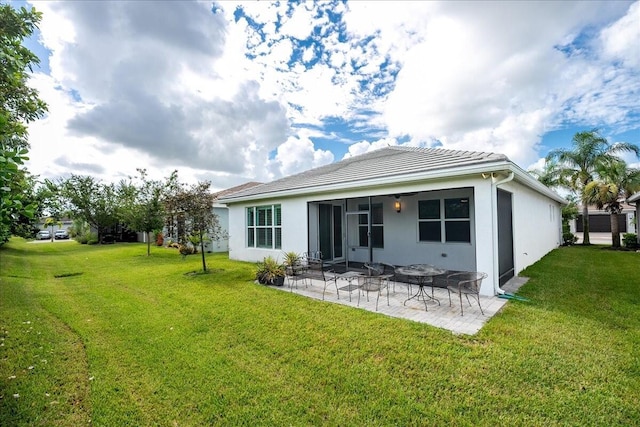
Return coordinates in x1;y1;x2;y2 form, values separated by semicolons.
446;271;487;316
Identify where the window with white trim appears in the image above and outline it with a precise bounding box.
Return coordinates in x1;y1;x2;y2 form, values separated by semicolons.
418;198;471;243
247;205;281;249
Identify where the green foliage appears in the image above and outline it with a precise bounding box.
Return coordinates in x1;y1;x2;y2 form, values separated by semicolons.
546;129;640;245
0;5;47;245
282;251;301;267
255;255;285;285
562;231;578;246
61;175;120;244
0;4;48;151
0;148;37;244
118;169;177;256
164;180;223;272
583;160;640;248
622;233;638;249
75;231;98;245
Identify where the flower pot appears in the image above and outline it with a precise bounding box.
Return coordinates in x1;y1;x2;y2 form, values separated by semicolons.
271;276;285;287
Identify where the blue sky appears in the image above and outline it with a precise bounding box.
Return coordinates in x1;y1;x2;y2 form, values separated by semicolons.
14;0;640;189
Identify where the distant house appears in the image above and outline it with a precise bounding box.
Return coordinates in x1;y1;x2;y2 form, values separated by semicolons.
627;192;640;243
209;182;262;252
36;218;73;232
155;182;263;250
218;147;566;295
573;203;637;235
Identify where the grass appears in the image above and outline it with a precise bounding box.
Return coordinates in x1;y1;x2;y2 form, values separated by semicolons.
1;239;638;426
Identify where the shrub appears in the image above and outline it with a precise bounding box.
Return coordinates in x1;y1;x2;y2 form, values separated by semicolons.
178;244;196;257
562;231;578;246
622;233;638;249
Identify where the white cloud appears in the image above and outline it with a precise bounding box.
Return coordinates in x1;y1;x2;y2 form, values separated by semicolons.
600;1;640;69
22;0;639;190
273;135;334;177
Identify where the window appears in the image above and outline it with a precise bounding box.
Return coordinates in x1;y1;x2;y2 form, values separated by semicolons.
418;199;441;242
444;198;470;242
358;203;384;248
418;197;471;243
247;204;281;249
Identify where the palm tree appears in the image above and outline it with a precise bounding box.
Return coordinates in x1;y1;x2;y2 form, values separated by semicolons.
528;159;566;189
583;160;640;248
546;129;639;244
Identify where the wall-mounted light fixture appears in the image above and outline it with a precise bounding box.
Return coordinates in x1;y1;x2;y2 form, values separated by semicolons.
394;195;401;213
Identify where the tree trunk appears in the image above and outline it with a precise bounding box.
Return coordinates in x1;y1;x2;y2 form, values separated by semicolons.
610;213;621;248
200;230;207;272
147;231;151;256
582;205;590;244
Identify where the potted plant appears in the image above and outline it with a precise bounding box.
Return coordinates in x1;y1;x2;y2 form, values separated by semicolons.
255;256;286;286
282;251;303;275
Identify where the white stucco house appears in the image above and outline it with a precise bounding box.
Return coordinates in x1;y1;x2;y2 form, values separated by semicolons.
209;182;262;252
219;147;566;296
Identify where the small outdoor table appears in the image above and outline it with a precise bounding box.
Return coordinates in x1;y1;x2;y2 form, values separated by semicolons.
337;271;364;301
396;265;447;311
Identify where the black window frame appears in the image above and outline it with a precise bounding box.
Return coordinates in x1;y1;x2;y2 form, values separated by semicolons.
358;203;384;249
418;197;471;243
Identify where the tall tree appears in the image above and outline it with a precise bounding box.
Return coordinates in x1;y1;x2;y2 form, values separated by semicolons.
0;4;47;245
119;169;177;256
61;175;120;244
528;159;566;189
583;160;640;248
546;129;639;244
164;181;223;273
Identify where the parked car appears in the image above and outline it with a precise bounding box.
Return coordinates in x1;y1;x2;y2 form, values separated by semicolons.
54;230;70;240
37;230;51;240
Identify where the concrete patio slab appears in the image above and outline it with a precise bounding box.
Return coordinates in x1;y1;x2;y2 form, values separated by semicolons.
269;276;529;335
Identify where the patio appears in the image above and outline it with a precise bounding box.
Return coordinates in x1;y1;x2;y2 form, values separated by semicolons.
272;274;528;335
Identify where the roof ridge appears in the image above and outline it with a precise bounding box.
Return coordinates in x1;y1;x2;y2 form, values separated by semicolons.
388;145;506;159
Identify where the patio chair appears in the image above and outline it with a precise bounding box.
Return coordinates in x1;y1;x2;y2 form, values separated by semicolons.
446;271;487;316
286;262;308;291
357;274;389;311
300;256;339;300
364;262;397;292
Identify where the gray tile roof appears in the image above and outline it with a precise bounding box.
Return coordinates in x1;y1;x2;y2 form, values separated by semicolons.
212;181;262;200
221;146;508;201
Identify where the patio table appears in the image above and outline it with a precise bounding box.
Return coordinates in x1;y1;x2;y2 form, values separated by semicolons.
396;264;447;311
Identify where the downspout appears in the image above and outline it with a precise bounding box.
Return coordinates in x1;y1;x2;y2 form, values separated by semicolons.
368;196;373;264
490;171;514;295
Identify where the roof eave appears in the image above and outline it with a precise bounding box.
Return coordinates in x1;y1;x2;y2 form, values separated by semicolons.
220;160;566;205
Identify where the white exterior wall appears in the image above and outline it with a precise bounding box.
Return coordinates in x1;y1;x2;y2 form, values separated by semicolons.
501;180;562;275
226;174;562;296
343;188;476;272
208;207;229;252
228;197;308;263
473;179;496;296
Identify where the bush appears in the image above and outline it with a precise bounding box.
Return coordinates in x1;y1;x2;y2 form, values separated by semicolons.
622;233;638;249
562;231;578;246
77;232;98;245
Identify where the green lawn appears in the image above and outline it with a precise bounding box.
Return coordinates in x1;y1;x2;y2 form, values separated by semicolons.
1;239;638;426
